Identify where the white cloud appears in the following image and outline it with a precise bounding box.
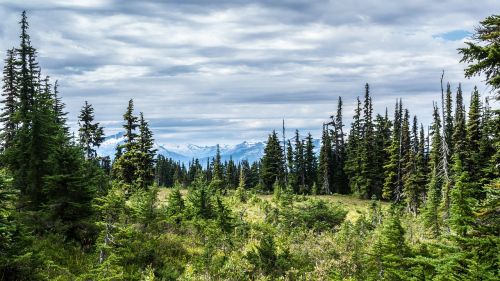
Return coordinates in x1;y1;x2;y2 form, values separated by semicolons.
0;0;495;145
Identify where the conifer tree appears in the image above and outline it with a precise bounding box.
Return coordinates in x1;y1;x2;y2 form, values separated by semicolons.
318;125;333;194
8;13;63;209
422;105;443;237
225;156;237;189
304;133;317;193
449;157;476;237
331;97;349;194
416;124;428;208
366;208;411;280
78;101;104;160
209;144;225;191
382;99;403;201
261;130;284;192
52;81;67;128
345;97;362;195
212;144;223;181
293;130;306;193
238;164;247;190
403;116;421;215
286;140;296;189
43;142;97;241
465;87;482;184
113;99;140;185
478;97;495;182
373;111;391;199
123;99;139;151
398;109;411;202
444;83;454;158
358;84;376;199
459;14;500;99
135;112;156;189
0;48;18;150
451;84;467;175
166;187;185;224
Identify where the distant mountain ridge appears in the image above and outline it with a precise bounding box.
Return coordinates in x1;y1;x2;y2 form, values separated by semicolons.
97;132;320;165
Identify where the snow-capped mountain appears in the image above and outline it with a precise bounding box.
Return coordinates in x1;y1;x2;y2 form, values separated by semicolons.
97;132;320;165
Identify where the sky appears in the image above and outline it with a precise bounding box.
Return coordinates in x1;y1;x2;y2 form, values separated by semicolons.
0;0;497;145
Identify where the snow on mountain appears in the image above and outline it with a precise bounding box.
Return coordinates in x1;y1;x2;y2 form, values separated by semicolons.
96;132;320;165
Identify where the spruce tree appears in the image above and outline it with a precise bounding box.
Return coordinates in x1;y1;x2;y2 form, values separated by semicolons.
373;111;391;199
293;130;305;193
261;130;284;192
465;87;482;185
78;101;104;160
318;125;333;194
449;157;476;237
304;133;317;193
422;105;443;237
366;207;411;280
0;48;18;150
398;109;411;203
210;144;225;191
478;97;496;183
345;97;362;195
444;83;454;158
286;139;296;189
382;99;403;201
135;112;156;189
113;99;140;185
358;83;376;199
52;81;67;127
452;84;467;159
212;144;223;181
403;116;421;215
331;97;349;194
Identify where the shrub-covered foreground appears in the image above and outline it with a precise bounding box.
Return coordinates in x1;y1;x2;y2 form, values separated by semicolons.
2;176;498;280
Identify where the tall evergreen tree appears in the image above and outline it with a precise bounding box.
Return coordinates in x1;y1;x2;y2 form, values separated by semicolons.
382;99;403;201
373;111;391;199
444;83;454;158
345;97;362;195
318;125;333;194
261;130;284;192
293;130;305;193
331;97;348;194
0;48;18;150
422;104;443;237
478;97;495;183
358;83;376;199
135;112;156;189
113;99;140;185
286;139;295;189
465;87;482;184
403;116;422;215
304;133;317;193
212;144;223;181
78;101;104;160
451;84;466;163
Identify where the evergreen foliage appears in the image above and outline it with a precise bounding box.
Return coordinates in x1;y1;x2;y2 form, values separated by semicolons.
78;101;104;160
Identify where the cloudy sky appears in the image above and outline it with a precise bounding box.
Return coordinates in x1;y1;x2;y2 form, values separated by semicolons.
0;0;496;145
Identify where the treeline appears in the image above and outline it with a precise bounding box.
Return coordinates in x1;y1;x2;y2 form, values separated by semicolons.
154;154;261;190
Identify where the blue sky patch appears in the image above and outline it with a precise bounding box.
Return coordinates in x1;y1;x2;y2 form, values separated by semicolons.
434;30;471;41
